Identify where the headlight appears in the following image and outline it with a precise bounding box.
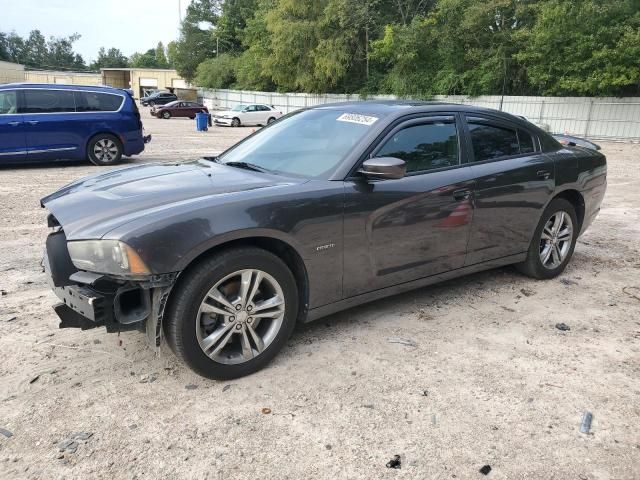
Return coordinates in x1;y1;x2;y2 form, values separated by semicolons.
67;240;150;276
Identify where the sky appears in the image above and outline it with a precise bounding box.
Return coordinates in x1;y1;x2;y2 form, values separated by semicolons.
1;0;192;63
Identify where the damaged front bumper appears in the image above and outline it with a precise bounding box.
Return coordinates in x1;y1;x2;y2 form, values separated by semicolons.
44;230;175;347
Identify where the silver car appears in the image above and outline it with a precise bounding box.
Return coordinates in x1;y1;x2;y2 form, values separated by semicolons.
214;104;283;127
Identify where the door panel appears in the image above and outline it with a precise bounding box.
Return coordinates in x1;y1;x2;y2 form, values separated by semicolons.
464;119;555;265
22;89;83;160
342;115;474;297
343;168;475;297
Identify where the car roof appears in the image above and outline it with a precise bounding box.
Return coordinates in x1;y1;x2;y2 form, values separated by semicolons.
310;100;538;129
0;82;127;94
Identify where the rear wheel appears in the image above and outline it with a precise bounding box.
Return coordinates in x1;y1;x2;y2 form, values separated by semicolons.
231;117;241;127
87;134;123;166
267;117;276;124
162;111;171;119
516;198;578;279
164;247;299;379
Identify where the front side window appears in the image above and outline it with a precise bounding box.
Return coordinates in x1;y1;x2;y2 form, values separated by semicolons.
375;121;459;173
246;105;257;112
22;90;76;113
0;90;18;115
75;92;123;112
468;122;536;161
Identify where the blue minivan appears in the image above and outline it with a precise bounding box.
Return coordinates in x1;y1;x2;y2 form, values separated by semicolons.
0;83;150;166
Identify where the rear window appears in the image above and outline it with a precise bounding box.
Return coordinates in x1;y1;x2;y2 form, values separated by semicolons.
74;91;124;112
22;89;76;113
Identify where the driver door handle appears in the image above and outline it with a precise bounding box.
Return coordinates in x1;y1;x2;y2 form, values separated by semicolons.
8;121;21;126
27;120;39;125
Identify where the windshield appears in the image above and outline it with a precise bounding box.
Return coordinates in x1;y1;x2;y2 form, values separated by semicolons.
231;105;247;112
217;109;380;179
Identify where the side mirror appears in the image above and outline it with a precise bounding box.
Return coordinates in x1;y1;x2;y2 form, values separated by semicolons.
359;157;406;180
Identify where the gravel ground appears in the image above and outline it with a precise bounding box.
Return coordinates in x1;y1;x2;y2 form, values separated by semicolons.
0;109;639;480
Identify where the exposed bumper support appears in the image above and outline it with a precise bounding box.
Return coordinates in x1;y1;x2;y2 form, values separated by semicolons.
44;232;176;343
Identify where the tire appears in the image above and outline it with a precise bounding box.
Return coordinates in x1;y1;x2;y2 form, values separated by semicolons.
231;117;241;127
87;134;123;166
164;247;299;380
162;111;171;119
148;101;155;107
267;117;276;124
516;198;578;279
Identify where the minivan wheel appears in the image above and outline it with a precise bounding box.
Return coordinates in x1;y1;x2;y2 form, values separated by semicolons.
87;134;123;166
164;247;299;380
162;111;171;119
516;198;578;279
231;117;241;127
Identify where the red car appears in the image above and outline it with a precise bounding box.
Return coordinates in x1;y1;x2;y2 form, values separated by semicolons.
152;101;209;119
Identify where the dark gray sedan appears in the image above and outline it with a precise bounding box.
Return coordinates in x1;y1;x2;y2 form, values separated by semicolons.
41;102;607;379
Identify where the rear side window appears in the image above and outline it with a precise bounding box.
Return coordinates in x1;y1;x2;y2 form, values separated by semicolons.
0;90;18;115
375;121;459;173
468;121;538;161
518;129;535;153
75;92;123;112
22;90;76;113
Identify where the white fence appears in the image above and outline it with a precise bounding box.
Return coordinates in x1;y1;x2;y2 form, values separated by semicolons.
199;88;640;141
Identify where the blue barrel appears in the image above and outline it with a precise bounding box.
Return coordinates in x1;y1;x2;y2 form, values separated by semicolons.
196;112;209;132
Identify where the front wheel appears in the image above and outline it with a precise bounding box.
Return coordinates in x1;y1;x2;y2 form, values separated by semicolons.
148;101;155;107
231;117;241;127
164;248;299;379
87;134;123;166
516;198;578;279
162;111;171;119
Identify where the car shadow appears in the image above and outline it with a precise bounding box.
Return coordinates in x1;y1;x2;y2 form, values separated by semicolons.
293;266;524;338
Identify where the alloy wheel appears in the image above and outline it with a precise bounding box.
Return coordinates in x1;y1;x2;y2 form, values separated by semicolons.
196;269;286;365
93;138;119;163
539;210;573;269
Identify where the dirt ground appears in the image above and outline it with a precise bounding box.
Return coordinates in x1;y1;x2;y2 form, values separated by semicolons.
0;109;639;480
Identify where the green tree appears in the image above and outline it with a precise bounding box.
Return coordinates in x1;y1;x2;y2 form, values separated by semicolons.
0;32;8;61
90;47;129;70
195;53;237;88
216;0;258;53
155;42;169;68
516;0;640;95
173;0;222;81
167;41;178;67
46;33;86;69
129;48;159;68
24;30;48;67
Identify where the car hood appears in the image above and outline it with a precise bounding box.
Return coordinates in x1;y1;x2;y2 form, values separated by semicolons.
41;161;302;240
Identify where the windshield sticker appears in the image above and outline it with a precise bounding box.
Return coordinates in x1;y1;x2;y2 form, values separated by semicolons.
337;113;379;126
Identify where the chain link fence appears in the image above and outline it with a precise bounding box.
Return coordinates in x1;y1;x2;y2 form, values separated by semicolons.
200;89;640;141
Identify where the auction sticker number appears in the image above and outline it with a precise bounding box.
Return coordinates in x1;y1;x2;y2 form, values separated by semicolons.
337;113;379;126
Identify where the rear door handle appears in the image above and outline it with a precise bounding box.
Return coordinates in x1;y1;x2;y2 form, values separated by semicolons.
7;121;21;126
27;121;39;125
453;189;471;201
537;170;551;180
